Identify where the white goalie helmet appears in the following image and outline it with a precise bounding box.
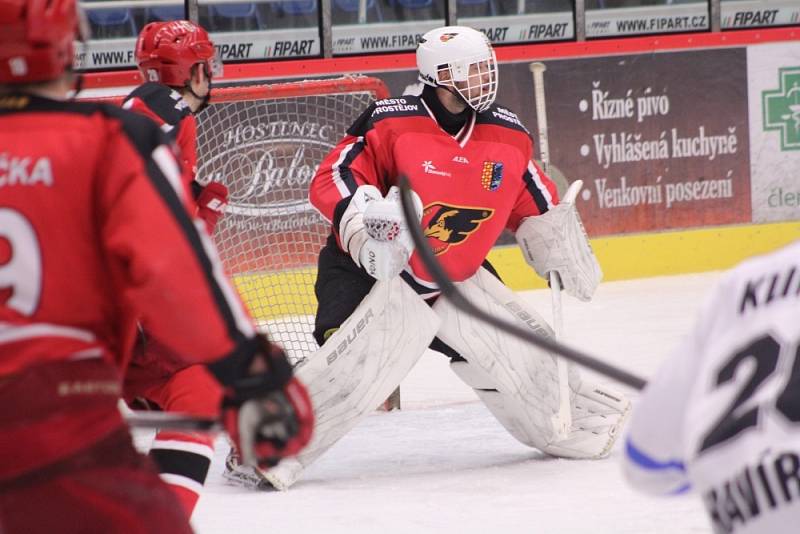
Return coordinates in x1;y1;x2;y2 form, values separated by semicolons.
416;26;498;113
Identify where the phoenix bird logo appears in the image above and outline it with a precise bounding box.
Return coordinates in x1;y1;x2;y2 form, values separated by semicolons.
423;202;493;254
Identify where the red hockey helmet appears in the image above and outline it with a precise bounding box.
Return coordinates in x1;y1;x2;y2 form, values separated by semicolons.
135;20;222;87
0;0;86;83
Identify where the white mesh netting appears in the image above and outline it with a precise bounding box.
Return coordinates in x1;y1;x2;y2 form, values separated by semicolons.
195;77;388;364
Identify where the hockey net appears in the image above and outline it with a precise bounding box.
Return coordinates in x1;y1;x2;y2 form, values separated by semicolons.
195;76;389;366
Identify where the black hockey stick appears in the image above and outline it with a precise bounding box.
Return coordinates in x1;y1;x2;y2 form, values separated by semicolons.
398;177;647;391
125;411;221;431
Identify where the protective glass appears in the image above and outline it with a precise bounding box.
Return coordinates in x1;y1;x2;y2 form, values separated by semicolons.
192;40;223;79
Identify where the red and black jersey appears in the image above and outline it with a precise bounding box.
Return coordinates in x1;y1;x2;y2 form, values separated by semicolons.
310;95;559;290
0;94;255;378
124;82;227;234
123;82;198;183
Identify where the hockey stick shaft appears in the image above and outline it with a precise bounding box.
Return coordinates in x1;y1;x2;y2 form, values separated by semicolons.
398;177;647;391
125;411;222;431
529;62;550;174
531;61;571;436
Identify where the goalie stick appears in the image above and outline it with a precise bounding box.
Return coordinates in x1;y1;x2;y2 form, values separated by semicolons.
398;176;647;391
530;60;571;440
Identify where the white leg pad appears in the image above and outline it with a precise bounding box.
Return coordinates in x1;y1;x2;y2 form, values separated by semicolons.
434;268;566;451
263;277;440;490
437;267;630;459
450;360;540;446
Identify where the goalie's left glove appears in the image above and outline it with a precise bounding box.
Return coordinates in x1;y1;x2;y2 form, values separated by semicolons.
515;181;602;301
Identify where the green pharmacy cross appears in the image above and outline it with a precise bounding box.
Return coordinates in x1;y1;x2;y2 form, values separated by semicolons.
763;66;800;151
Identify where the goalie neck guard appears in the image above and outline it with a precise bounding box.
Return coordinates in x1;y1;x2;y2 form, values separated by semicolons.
416;26;498;113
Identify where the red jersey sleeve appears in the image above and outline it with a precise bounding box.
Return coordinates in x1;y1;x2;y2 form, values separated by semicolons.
176;113;198;181
507;157;560;232
0;97;254;378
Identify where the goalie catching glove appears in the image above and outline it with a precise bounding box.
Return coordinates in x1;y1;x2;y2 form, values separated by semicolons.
515;181;602;301
338;184;423;281
207;334;314;469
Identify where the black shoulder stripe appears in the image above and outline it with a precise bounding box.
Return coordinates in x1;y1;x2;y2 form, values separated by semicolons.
346;103;378;137
337;137;366;195
346;96;427;136
476;104;531;136
522;167;551;214
124;82;190;127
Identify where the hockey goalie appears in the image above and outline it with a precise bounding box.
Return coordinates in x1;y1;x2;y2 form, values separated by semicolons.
229;25;630;491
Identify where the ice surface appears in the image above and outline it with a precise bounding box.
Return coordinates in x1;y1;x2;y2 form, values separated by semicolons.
139;272;721;534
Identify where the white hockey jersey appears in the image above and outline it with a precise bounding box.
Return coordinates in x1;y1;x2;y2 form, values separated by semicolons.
622;239;800;534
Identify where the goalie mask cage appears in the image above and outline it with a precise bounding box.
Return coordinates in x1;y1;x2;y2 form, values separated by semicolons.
196;76;390;365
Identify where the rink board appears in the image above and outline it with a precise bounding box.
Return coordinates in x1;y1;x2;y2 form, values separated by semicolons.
233;221;799;320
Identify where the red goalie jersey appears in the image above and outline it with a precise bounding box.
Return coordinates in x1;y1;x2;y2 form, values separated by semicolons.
310;95;559;290
0;95;254;479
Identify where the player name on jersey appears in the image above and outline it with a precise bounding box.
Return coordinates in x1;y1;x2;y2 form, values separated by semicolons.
739;263;800;314
0;155;53;187
703;450;800;533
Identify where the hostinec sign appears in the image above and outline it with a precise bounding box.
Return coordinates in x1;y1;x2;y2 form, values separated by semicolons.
197;120;336;217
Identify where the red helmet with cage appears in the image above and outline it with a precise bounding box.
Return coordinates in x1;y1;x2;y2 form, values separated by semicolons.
0;0;85;83
135;20;222;87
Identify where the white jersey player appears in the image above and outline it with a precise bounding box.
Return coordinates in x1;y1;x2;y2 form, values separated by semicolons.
623;239;800;533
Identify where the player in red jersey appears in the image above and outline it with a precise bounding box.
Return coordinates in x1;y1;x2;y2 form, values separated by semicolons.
0;0;312;530
248;26;629;491
120;20;235;516
124;19;227;233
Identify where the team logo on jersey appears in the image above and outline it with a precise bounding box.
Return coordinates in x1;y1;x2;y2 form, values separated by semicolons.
481;161;503;191
422;202;494;254
439;33;459;42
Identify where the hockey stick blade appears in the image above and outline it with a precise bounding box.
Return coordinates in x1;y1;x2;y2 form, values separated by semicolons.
125;411;222;431
398;176;647;391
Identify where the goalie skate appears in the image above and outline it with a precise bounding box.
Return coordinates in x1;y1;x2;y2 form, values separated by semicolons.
222;445;275;491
